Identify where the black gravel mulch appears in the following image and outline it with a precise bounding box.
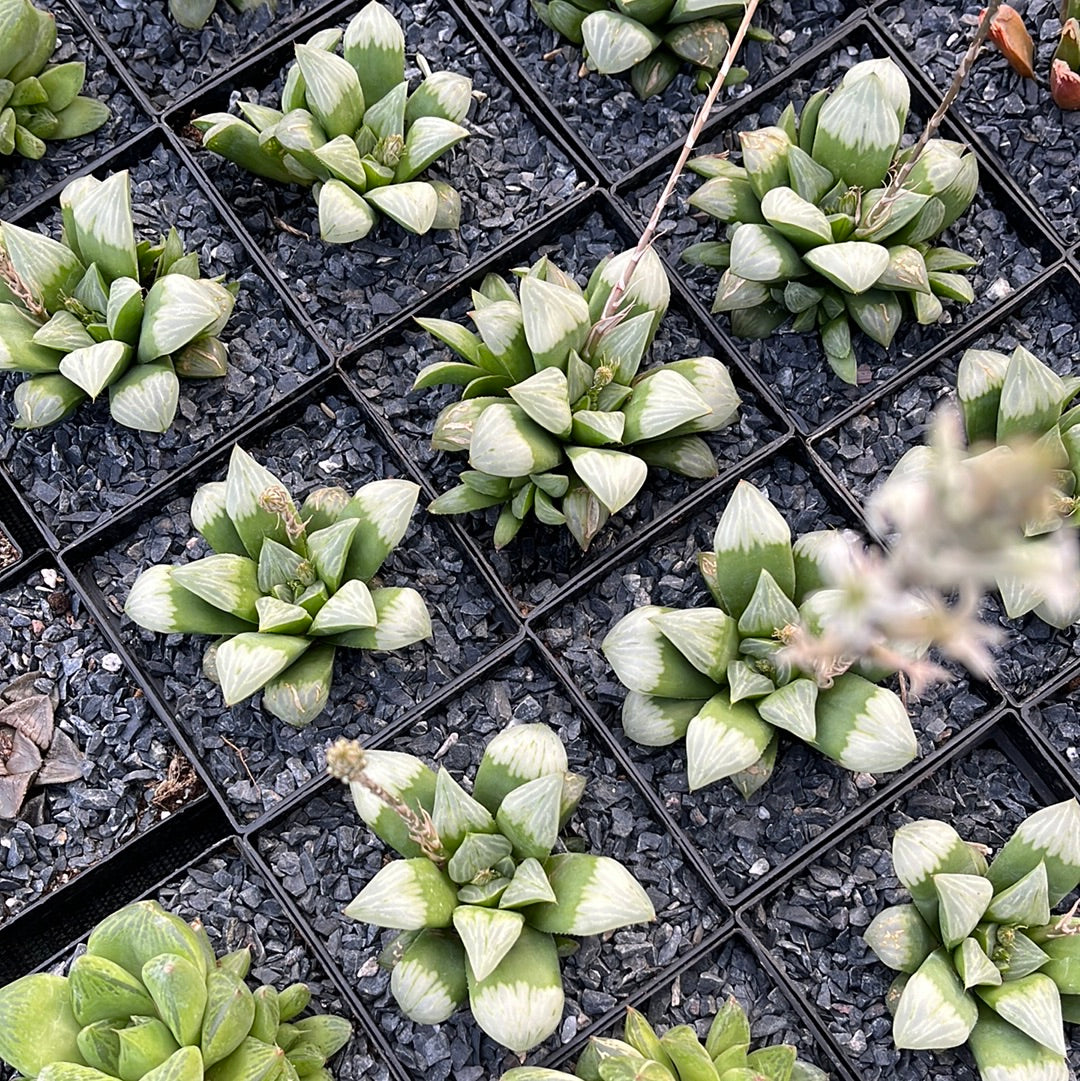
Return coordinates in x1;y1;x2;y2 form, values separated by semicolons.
81;391;514;825
621;39;1051;434
879;0;1080;246
348;206;785;613
538;456;998;900
0;565;192;924
182;0;585;354
255;643;724;1079
465;0;863;181
0;141;322;545
743;737;1077;1081
0;0;149;215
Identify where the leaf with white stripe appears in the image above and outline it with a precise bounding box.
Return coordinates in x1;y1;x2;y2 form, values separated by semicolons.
215;633;311;705
977;975;1067;1055
621;369;711;443
969;1007;1070;1081
293;44;363;139
124;565;254;635
933;872;993;950
172;553;261;622
811;674;916;774
580;10;660;73
345;858;457;930
893;949;978;1050
338;477;419;580
137;276;235;364
394;116;469;182
406;71;472;125
59;339;130;399
307;518;360;593
469;402;562;478
317;180;376;245
0;220;84;310
472;723;568;814
263;645;335;727
365;183;439;235
308;579;377;635
106;276;144;345
519;274;591;371
986;799;1080;905
453;906;524;983
507;366;573;437
986;861;1051;928
620;691;704;747
343;0;405;107
108;357;179;433
389;930;466;1025
69;170;138;283
649;607;739;683
328;586;431;650
431;767;494;851
864;904;937;974
224;446;299;561
565;446;647;513
350;750;436;859
684;692;774;790
528;853;654;935
757;677;818;741
496;773;562;860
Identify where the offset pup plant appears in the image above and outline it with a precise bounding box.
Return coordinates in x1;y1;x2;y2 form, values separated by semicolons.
125;445;432;727
0;898;352;1081
601;479;918;797
0;0;109;160
194;2;472;243
501;996;827;1080
865;798;1080;1081
684;57;979;383
326;723;656;1053
533;0;769;99
415;247;741;551
169;0;272;31
0;170;236;432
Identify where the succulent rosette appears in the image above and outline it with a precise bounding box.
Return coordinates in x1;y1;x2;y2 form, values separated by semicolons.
602;480;918;796
194;2;472;243
331;723;656;1053
0;899;352;1081
533;0;770;99
415;246;741;550
0;0;109;160
0;170;236;432
865;799;1080;1081
684;57;979;383
502;996;827;1080
124;445;432;727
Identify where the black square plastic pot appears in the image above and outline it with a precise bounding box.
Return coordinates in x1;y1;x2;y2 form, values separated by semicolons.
0;471;46;586
535;451;1000;905
166;0;589;355
1026;674;1080;795
343;190;789;615
0;131;326;546
615;19;1062;435
251;641;728;1078
458;0;865;183
65;373;518;830
740;713;1080;1081
0;560;202;926
0;0;150;217
877;0;1080;248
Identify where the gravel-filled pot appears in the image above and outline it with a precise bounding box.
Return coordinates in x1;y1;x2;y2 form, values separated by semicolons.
0;563;199;924
254;643;726;1078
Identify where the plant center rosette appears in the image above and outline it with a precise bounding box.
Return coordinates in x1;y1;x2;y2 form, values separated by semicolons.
414;246;741;551
602;480;919;796
328;723;656;1053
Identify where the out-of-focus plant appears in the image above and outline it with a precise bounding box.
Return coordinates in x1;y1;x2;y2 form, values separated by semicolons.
169;0;272;32
0;170;236;432
125;445;432;727
985;1;1080;109
501;997;828;1080
415;247;740;551
602;479;918;797
194;2;472;243
683;56;980;383
0;898;352;1081
532;0;772;99
327;724;655;1054
0;0;109;160
865;798;1080;1081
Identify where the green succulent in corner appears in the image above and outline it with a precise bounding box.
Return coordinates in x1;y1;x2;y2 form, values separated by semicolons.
193;1;471;244
0;170;236;432
0;898;352;1081
883;344;1080;629
168;0;272;32
601;479;918;796
533;0;771;99
0;0;109;160
684;57;979;383
415;247;741;551
865;798;1080;1081
502;997;828;1080
327;723;656;1054
124;445;432;727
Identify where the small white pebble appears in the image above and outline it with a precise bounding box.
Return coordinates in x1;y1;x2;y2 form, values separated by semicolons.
101;653;123;673
41;568;58;588
749;857;770;877
986;277;1014;302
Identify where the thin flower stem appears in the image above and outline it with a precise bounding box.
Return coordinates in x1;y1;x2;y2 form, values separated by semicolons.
866;0;1001;227
597;0;761;327
0;249;47;320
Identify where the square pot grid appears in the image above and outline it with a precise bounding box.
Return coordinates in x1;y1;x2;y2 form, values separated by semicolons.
3;0;1080;1078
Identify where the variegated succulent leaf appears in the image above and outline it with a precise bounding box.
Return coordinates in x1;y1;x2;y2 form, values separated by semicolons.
684;56;978;384
124;445;431;727
417;248;739;549
0;900;350;1081
194;2;472;244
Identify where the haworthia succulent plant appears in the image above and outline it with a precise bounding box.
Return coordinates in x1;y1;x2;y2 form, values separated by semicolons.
502;996;828;1080
0;170;236;432
327;723;656;1053
414;246;741;550
865;799;1080;1081
683;57;979;384
601;480;918;796
0;899;352;1081
882;343;1080;629
533;0;771;99
168;0;272;31
124;445;433;727
0;0;109;160
194;2;472;244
